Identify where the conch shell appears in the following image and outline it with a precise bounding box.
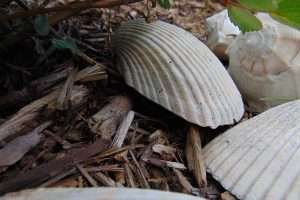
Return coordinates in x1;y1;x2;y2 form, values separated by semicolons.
113;19;244;128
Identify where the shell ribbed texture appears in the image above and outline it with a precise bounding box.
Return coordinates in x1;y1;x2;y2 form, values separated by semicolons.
113;19;244;128
0;188;205;200
204;100;300;200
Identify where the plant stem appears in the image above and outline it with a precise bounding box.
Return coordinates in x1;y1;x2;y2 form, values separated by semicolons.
0;0;143;22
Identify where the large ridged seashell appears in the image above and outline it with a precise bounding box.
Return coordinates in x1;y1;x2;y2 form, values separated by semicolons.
228;13;300;112
0;188;204;200
203;100;300;200
113;19;244;128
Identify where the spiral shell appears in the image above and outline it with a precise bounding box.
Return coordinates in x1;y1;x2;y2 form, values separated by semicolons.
113;19;244;128
0;188;204;200
228;13;300;112
204;99;300;200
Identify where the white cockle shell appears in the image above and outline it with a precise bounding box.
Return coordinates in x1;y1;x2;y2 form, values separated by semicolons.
204;99;300;200
0;188;205;200
113;19;244;128
228;13;300;112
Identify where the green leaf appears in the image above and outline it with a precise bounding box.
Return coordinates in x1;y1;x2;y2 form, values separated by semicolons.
34;15;50;36
158;0;172;9
271;0;300;30
52;38;80;54
238;0;279;11
228;5;263;33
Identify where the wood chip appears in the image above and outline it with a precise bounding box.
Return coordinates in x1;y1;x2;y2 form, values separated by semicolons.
152;144;176;156
56;68;78;110
39;168;76;187
89;96;132;140
94;171;116;187
221;192;237;200
77;164;98;187
124;163;136;188
0;139;109;195
186;126;207;188
173;169;193;194
143;158;186;170
129;150;150;188
0;86;89;142
111;111;135;148
0;121;51;167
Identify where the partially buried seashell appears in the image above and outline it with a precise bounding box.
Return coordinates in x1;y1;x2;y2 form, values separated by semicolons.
228;13;300;112
0;187;205;200
113;19;244;128
206;9;240;60
203;99;300;200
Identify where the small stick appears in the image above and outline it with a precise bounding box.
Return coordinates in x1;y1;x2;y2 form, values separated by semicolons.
0;0;144;21
76;164;98;187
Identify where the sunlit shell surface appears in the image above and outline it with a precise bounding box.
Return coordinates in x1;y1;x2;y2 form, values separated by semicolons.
204;100;300;200
206;10;240;59
0;188;204;200
113;20;244;128
228;13;300;112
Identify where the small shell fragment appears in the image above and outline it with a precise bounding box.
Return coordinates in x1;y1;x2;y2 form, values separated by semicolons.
228;13;300;112
0;188;205;200
113;19;244;128
204;100;300;200
206;10;240;60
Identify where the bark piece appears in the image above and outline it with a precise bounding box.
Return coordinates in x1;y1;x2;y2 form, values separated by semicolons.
0;86;89;141
0;139;109;195
0;121;51;167
0;66;72;108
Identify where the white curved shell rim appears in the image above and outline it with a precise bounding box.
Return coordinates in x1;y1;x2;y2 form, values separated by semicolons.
204;100;300;200
0;188;205;200
113;20;244;128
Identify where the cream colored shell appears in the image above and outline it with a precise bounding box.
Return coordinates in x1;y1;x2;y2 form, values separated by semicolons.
113;19;244;128
228;13;300;112
0;188;205;200
206;10;240;59
204;99;300;200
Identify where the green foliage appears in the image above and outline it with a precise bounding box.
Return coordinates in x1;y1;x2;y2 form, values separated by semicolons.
158;0;172;9
271;0;300;29
51;38;80;54
238;0;278;11
226;0;300;32
34;15;50;36
228;5;262;33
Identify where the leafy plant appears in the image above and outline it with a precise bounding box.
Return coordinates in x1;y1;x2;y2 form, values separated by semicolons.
225;0;300;33
158;0;173;9
52;38;80;55
34;15;50;36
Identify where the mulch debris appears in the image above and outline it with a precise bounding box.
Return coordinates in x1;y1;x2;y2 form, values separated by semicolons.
0;0;243;199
